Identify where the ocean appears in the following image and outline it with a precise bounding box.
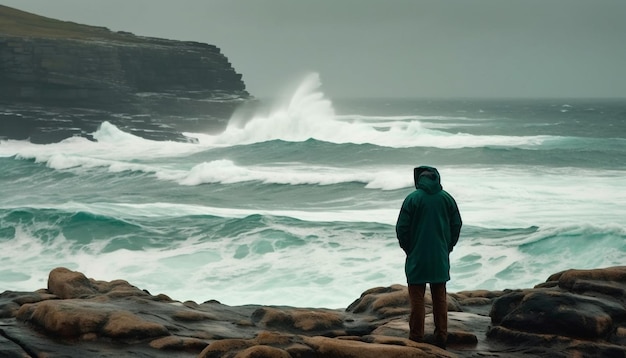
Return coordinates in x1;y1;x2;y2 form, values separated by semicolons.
1;73;625;309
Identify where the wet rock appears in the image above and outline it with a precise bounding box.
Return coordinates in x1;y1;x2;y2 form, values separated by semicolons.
549;266;626;294
373;312;483;346
149;336;209;352
488;266;626;355
47;267;97;299
497;290;624;339
2;266;626;357
251;307;345;335
17;299;170;340
347;284;463;318
198;330;455;358
302;335;454;358
346;284;411;317
48;266;149;299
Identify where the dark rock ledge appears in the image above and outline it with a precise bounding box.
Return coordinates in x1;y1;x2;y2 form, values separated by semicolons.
1;266;626;357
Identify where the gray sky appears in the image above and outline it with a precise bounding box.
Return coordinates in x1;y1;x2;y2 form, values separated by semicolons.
3;0;626;99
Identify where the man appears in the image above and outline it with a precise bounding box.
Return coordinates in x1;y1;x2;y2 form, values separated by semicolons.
396;166;462;349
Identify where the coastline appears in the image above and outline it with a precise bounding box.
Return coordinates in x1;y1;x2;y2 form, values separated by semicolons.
1;266;625;357
2;6;624;357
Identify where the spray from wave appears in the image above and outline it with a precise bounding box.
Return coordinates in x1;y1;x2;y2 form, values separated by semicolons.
190;72;560;149
192;73;343;145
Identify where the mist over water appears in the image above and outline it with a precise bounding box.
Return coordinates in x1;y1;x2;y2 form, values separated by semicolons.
1;73;625;307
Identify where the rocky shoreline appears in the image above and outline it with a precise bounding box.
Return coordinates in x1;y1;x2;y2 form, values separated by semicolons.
1;266;625;357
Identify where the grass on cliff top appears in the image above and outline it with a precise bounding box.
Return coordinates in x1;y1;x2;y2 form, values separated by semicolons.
0;4;142;43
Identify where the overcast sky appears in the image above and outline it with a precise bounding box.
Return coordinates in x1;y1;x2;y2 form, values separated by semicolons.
3;0;626;99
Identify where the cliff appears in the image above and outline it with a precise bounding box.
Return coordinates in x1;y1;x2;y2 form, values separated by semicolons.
0;5;252;143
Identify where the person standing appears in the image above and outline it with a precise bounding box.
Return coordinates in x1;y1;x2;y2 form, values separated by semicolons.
396;166;462;349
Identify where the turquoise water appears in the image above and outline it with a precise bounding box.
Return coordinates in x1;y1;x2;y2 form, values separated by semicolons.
1;73;625;308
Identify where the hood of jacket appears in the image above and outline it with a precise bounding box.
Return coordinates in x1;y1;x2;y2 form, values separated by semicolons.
413;166;442;194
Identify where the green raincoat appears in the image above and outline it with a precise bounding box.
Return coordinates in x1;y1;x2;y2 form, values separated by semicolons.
396;166;462;284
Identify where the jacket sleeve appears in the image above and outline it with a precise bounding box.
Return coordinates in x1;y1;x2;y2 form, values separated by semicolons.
448;197;462;252
396;195;413;254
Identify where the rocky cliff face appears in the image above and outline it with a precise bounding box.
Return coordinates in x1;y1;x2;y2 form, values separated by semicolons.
0;5;252;143
0;36;248;113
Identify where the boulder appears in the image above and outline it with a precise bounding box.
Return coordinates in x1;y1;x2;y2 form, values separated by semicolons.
251;307;345;334
16;299;169;340
47;266;149;299
346;284;462;318
488;266;626;355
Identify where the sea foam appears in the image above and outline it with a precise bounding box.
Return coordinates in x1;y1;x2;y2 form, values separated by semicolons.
1;75;624;309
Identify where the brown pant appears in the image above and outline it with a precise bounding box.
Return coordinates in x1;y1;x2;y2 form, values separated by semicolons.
408;283;448;344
